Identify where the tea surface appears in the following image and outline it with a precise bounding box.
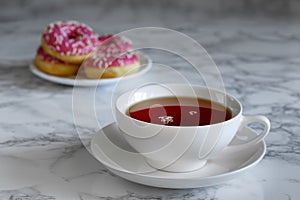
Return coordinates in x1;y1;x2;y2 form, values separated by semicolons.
127;97;232;126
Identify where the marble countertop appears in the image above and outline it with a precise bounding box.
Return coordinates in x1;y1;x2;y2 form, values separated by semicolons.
1;1;300;200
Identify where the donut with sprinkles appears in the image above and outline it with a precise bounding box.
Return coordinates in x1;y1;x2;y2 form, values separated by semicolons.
84;52;140;79
41;21;99;64
83;34;139;79
35;46;80;76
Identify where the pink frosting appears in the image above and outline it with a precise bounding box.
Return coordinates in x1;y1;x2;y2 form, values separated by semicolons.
42;21;99;55
85;52;139;68
97;34;132;53
84;34;136;68
36;46;65;64
98;35;114;42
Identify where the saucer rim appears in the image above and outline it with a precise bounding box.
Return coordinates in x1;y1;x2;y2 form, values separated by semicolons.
91;123;266;180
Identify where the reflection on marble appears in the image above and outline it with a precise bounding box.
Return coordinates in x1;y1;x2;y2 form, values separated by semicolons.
1;1;300;200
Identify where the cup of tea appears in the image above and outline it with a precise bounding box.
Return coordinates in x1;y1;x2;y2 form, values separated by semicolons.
115;84;270;172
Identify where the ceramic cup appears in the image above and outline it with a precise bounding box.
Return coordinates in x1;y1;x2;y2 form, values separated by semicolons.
115;84;270;172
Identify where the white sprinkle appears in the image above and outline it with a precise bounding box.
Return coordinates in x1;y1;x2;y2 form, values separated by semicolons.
158;116;173;124
72;48;77;55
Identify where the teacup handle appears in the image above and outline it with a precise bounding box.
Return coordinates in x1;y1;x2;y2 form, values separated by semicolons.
226;115;270;152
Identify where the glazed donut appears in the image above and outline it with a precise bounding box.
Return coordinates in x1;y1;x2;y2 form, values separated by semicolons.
35;46;80;76
41;21;98;64
84;52;140;79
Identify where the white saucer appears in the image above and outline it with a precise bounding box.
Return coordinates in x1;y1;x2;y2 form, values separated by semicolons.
29;52;152;86
91;123;266;189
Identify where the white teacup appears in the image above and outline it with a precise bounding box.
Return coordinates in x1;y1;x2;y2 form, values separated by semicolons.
115;84;270;172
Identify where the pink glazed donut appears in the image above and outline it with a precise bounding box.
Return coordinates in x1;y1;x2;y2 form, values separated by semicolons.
83;34;138;79
84;52;140;79
34;46;80;76
41;21;99;64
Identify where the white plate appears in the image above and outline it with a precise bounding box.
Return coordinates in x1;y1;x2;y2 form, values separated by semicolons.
29;52;152;86
91;123;266;189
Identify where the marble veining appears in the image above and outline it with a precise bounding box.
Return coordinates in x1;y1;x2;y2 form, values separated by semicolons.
1;1;300;200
